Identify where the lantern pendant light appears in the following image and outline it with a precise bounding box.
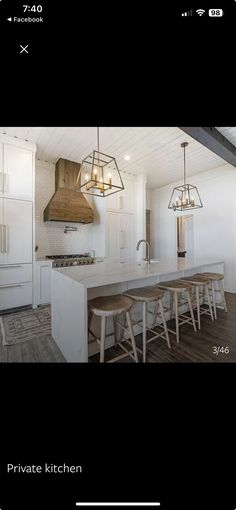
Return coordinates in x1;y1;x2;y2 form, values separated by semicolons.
168;142;203;211
75;127;124;197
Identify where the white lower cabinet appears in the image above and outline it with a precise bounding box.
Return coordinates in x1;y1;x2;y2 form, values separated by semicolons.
0;263;32;286
106;211;135;262
0;282;32;311
34;261;52;306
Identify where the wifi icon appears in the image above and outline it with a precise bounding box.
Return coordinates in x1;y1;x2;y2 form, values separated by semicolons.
196;9;205;15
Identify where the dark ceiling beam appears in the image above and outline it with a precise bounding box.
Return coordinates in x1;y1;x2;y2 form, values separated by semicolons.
179;127;236;167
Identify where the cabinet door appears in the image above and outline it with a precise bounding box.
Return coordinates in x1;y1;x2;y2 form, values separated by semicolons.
106;212;121;261
0;198;3;264
0;144;3;195
105;191;119;211
106;177;134;213
0;282;32;311
120;213;135;262
3;199;32;265
4;144;33;200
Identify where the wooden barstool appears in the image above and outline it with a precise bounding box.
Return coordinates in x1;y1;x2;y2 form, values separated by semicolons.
157;280;197;344
179;274;214;329
196;272;227;319
124;286;170;363
88;294;138;363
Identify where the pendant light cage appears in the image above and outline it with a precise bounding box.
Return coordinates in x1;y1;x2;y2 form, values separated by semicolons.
75;128;124;197
168;183;203;211
168;142;203;211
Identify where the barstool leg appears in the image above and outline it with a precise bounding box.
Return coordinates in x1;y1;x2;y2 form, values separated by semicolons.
186;290;197;332
174;291;179;343
196;286;201;330
151;300;158;328
219;280;228;312
88;310;93;337
211;281;217;320
142;301;147;362
159;299;171;348
100;316;106;363
126;311;138;363
205;285;214;321
170;291;174;319
113;317;118;347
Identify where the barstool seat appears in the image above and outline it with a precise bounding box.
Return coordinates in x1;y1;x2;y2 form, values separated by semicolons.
196;272;227;318
157;280;196;344
88;294;138;363
125;286;165;302
199;272;224;280
89;295;132;316
124;286;170;362
157;280;193;291
179;274;214;328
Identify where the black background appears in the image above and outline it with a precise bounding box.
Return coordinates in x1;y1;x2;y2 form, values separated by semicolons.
0;1;235;509
1;364;235;509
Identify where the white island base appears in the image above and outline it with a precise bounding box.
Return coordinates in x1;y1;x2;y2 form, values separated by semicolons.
51;258;224;362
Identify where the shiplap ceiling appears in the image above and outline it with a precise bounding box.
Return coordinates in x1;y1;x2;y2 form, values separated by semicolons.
0;126;234;189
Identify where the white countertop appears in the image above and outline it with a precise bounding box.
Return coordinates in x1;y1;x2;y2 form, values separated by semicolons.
53;258;224;289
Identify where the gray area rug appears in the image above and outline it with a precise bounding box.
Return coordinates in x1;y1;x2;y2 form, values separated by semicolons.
0;306;51;346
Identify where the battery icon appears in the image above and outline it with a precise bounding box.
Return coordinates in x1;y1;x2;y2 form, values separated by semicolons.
208;9;224;16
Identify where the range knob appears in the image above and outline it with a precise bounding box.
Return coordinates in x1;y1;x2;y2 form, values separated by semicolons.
73;261;77;266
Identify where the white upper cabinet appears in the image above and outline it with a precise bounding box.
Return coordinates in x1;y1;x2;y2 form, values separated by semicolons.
106;176;135;213
3;199;33;265
3;144;33;200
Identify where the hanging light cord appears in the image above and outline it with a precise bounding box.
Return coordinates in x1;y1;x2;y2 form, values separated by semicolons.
183;144;186;186
97;126;100;153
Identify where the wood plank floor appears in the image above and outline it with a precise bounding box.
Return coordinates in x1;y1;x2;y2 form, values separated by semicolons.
0;292;235;362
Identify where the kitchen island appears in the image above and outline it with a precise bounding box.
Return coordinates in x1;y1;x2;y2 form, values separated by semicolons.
51;258;224;362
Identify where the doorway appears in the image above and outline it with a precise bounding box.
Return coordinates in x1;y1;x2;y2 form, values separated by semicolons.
177;215;194;258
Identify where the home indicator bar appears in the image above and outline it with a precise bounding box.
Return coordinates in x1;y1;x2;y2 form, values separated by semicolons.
76;504;161;507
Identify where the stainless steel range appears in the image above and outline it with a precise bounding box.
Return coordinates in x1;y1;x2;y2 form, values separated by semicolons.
46;254;95;268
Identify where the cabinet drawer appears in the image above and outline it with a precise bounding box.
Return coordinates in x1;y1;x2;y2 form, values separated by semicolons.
0;282;32;311
0;264;32;286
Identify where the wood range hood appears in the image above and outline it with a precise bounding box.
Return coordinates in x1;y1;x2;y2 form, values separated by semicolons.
44;158;94;223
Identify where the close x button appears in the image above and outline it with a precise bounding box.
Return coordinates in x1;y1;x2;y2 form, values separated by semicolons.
19;44;29;54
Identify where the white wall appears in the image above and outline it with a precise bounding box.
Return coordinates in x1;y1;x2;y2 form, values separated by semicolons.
150;164;236;292
35;160;94;257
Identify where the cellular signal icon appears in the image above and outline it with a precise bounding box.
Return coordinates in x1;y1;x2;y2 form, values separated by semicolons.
181;9;193;16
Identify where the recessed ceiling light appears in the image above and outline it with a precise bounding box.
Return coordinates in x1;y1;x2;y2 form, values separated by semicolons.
124;155;131;161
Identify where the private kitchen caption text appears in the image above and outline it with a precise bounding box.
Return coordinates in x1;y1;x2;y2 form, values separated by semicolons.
6;463;83;474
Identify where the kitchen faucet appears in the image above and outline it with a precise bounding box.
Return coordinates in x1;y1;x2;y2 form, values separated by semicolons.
136;239;151;264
